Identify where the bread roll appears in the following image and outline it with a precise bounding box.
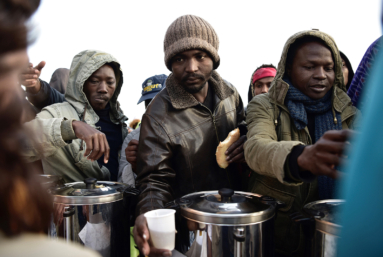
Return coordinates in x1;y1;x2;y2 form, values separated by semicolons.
216;128;240;169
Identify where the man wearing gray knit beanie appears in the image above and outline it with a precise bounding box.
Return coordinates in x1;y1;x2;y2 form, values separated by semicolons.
134;15;247;256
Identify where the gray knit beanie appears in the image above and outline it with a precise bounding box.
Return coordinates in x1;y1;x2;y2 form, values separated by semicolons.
164;15;220;71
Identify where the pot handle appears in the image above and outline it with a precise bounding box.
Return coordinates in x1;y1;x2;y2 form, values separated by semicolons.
63;206;75;242
233;227;245;257
260;195;286;210
289;212;316;239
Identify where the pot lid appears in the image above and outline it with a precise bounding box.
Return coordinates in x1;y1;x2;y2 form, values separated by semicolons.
304;199;344;235
36;174;65;189
50;178;129;205
179;189;276;226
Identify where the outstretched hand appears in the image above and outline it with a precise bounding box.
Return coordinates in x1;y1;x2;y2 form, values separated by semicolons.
72;121;110;164
225;135;247;164
20;61;46;93
297;129;354;179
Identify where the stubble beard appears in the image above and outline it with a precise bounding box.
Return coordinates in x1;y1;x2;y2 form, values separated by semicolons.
180;71;212;94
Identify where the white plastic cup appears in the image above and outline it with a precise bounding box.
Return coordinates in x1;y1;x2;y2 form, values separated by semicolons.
144;209;176;250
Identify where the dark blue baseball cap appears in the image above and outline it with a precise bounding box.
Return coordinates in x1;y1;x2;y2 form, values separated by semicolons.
137;74;168;104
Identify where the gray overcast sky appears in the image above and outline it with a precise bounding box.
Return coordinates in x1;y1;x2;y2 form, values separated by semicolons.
28;0;382;121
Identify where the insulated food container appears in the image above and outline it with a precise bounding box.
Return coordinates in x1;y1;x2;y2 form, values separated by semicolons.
49;178;139;257
169;188;281;257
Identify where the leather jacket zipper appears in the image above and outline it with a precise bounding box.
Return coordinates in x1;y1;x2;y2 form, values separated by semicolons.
199;103;220;143
199;103;232;188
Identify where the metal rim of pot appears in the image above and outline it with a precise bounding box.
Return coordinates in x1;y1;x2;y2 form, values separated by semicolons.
179;190;277;226
304;199;344;236
51;179;129;205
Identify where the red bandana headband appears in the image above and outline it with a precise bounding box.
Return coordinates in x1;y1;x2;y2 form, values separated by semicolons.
252;68;277;84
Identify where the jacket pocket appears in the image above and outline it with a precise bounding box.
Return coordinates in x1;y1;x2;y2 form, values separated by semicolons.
250;176;303;256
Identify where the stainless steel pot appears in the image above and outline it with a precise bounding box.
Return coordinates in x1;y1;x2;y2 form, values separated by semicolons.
49;178;139;257
170;188;281;257
303;199;344;257
290;199;344;257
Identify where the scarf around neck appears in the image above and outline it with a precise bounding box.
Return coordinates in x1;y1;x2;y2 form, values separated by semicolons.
284;79;342;200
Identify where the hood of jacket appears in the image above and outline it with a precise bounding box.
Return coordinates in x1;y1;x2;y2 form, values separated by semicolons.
268;30;351;114
49;68;69;94
64;50;126;123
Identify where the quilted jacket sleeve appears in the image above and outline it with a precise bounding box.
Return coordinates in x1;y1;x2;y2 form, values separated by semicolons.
244;96;303;185
135;114;175;215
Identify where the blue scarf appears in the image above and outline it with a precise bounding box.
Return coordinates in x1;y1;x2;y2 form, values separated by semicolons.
285;81;342;200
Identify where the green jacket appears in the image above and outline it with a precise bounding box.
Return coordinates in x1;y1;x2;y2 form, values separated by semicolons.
244;30;358;256
22;50;128;183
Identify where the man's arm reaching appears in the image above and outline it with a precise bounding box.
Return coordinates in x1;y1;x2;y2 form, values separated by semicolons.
21;61;66;109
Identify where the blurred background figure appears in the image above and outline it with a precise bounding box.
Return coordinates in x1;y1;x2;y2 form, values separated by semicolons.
247;64;276;103
347;36;383;108
339;51;354;91
0;0;100;256
118;74;167;185
337;36;383;257
129;118;141;130
49;68;69;94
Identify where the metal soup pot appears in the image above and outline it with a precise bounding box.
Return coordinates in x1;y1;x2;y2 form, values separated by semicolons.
174;188;281;257
303;199;344;257
49;178;138;257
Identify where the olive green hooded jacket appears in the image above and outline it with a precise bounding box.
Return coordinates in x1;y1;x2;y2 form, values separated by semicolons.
244;30;358;256
22;50;128;183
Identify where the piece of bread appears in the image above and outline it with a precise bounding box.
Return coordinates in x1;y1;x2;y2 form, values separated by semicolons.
216;128;240;169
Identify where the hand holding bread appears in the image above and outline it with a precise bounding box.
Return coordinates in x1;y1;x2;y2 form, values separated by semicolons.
216;128;240;168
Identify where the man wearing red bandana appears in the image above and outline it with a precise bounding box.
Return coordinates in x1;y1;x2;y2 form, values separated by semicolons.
247;64;277;103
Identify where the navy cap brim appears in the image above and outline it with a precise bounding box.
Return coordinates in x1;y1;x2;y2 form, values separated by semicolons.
137;91;159;105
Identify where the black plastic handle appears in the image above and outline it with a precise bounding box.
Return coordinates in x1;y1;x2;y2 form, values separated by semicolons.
84;178;97;189
219;188;234;202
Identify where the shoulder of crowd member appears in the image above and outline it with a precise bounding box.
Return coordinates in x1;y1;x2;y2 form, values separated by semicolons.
144;88;171;121
246;93;274;124
222;79;241;107
36;102;73;119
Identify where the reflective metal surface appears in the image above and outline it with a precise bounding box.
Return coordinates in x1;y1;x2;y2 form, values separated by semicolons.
180;190;275;225
311;230;338;257
37;174;65;190
187;219;274;257
49;179;133;257
304;199;343;257
51;181;128;205
52;200;130;257
304;199;344;235
180;189;277;257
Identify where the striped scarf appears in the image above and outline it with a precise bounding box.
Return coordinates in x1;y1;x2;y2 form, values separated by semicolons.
285;82;342;200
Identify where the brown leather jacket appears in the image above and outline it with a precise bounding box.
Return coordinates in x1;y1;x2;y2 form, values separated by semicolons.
136;71;246;216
